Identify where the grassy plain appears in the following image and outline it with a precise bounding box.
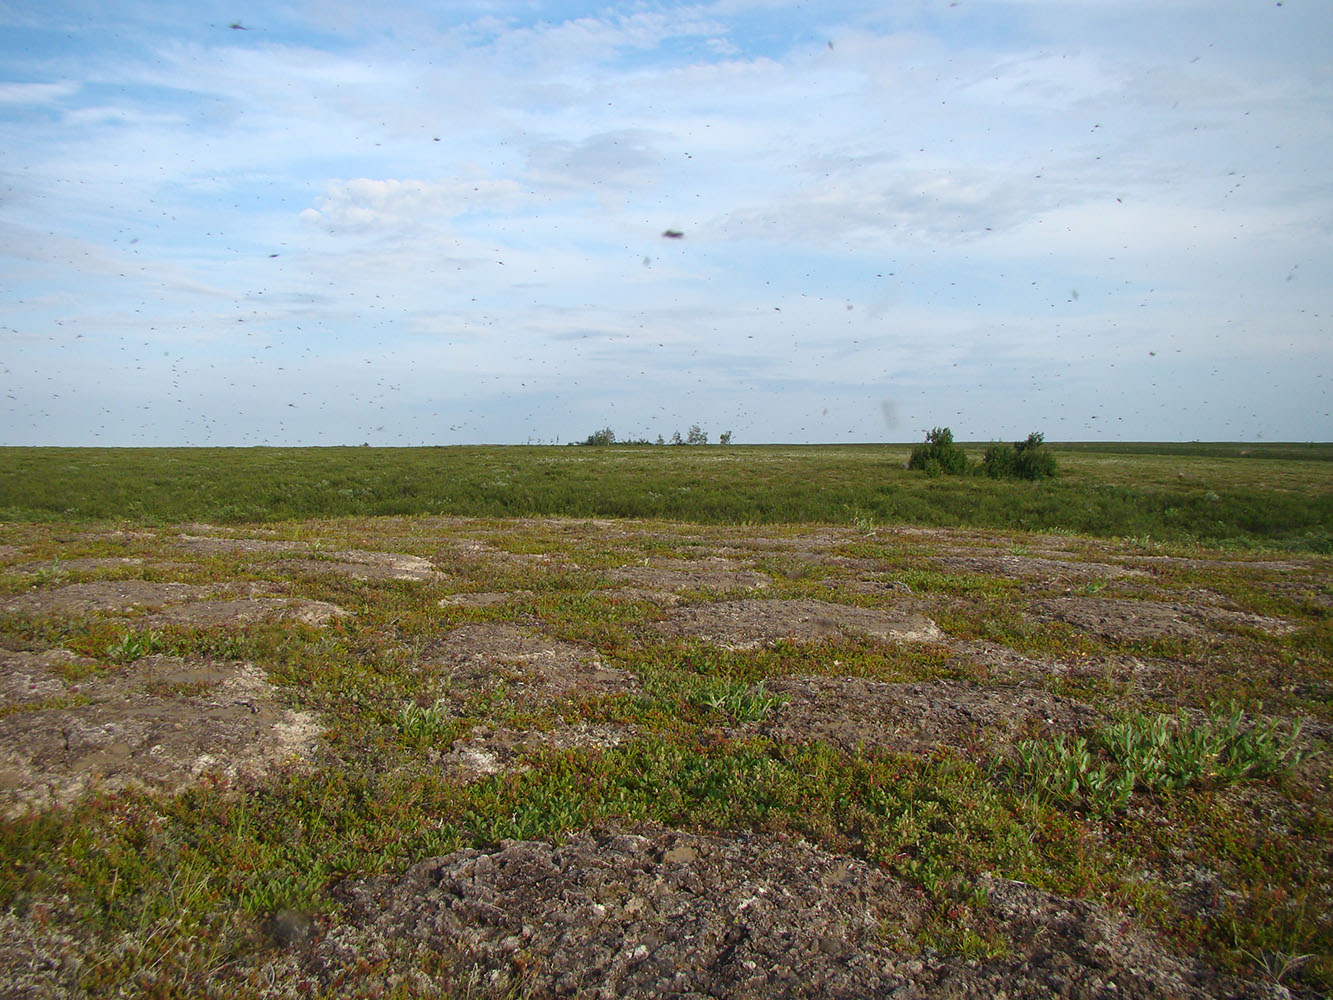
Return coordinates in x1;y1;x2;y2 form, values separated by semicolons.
1;442;1330;551
0;444;1329;996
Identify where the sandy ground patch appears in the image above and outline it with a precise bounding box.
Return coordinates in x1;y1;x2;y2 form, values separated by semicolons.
175;534;442;581
605;557;770;596
0;650;319;819
438;590;536;608
0;578;348;628
444;539;578;572
426;623;638;709
146;597;348;627
10;556;151;574
933;553;1147;582
757;676;1098;755
1;580;210;616
655;598;942;649
269;823;1273;1000
1033;596;1295;641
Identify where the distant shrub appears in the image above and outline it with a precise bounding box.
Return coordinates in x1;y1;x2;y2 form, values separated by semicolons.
981;441;1016;478
983;432;1057;480
580;427;617;446
908;427;969;475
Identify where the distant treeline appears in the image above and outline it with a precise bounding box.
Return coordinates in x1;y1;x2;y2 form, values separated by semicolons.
575;425;733;446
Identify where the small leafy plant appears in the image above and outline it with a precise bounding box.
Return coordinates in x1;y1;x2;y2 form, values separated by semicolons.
1014;735;1135;815
1103;703;1308;791
105;628;165;664
1014;703;1310;816
396;700;457;748
695;680;787;722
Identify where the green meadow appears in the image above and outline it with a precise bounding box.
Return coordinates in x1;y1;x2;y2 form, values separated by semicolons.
1;442;1330;550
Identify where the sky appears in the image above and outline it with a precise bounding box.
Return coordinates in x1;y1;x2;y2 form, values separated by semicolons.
1;0;1330;446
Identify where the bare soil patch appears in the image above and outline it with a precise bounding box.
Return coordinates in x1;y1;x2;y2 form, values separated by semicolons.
655;598;942;649
438;590;535;608
444;539;578;572
605;558;770;596
426;623;638;710
1;580;210;616
1033;596;1295;642
281;824;1272;1000
11;556;151;574
0;650;318;819
146;596;348;627
175;534;442;581
757;676;1099;755
933;553;1146;582
0;579;348;628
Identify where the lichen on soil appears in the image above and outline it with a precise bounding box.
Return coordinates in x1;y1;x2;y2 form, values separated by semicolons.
0;516;1328;998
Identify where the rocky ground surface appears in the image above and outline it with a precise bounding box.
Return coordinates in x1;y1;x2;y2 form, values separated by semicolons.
0;516;1327;998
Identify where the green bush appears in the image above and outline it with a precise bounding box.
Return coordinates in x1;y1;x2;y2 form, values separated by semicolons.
908;427;970;475
982;432;1057;480
981;442;1016;478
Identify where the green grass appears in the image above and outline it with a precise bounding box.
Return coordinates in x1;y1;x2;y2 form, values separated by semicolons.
1;443;1330;550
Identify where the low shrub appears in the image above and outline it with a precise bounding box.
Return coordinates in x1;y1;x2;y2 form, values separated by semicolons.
908;427;970;475
982;432;1057;480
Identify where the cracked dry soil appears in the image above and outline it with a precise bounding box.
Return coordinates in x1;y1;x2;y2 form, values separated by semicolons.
0;518;1327;999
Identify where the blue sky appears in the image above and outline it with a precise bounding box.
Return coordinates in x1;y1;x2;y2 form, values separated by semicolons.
2;0;1330;446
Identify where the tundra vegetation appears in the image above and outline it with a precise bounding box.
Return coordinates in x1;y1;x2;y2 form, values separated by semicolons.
0;441;1329;997
909;427;1058;481
577;425;727;447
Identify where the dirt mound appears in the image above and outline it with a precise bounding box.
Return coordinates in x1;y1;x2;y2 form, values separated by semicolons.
0;579;348;628
310;825;926;998
445;539;578;572
290;825;1271;1000
146;597;347;627
426;623;638;709
1034;596;1295;642
655;598;941;649
438;590;535;608
12;556;150;574
176;534;441;581
0;650;319;818
271;556;442;582
934;553;1146;582
605;559;770;596
758;676;1099;755
1;580;209;616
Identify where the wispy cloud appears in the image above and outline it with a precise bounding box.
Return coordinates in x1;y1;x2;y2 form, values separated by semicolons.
0;80;79;103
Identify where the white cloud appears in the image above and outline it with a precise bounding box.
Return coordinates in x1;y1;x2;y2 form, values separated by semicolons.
0;80;79;103
301;177;531;231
